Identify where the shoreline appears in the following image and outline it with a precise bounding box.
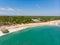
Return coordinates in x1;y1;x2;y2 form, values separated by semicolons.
0;20;60;36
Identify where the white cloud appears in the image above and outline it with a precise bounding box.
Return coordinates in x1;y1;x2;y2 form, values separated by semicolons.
0;8;24;15
0;8;15;11
0;7;59;16
0;8;6;10
7;8;15;11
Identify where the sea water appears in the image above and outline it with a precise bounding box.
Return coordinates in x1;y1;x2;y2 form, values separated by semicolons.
0;26;60;45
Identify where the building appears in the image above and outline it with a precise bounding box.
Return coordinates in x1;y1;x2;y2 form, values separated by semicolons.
32;19;40;23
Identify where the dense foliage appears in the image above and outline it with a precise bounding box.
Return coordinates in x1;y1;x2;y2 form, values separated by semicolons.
0;16;60;26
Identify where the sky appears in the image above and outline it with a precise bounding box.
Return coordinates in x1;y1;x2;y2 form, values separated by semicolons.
0;0;60;16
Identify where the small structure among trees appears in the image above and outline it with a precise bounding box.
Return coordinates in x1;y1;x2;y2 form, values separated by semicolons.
32;19;40;23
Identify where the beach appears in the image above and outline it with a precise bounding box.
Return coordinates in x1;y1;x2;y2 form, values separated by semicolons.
0;20;60;36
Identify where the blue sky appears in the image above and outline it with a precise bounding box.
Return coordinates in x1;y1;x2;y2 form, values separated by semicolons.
0;0;59;16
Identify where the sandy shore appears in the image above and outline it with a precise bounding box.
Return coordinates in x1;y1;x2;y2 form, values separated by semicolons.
0;20;60;36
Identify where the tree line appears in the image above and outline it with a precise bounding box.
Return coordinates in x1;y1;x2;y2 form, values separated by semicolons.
0;16;60;26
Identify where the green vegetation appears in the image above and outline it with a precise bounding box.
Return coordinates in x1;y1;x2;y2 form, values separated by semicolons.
0;16;60;26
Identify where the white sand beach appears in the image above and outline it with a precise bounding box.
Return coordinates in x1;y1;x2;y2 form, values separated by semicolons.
0;20;60;36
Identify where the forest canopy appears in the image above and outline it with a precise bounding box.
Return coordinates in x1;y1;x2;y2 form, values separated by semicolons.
0;16;60;26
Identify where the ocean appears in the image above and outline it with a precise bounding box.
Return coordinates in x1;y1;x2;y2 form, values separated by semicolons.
0;26;60;45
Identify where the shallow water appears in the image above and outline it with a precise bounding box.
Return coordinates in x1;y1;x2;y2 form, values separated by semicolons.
0;26;60;45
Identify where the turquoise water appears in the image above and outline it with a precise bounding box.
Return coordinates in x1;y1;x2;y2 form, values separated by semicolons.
0;26;60;45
